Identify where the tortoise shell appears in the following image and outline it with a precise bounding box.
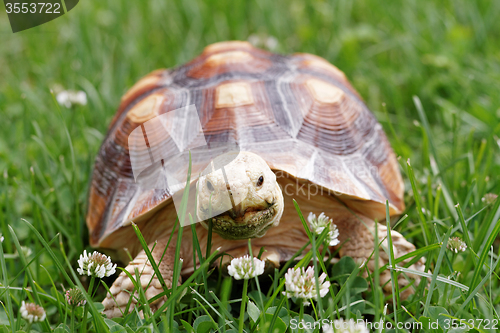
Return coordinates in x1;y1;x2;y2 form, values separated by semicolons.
87;41;404;248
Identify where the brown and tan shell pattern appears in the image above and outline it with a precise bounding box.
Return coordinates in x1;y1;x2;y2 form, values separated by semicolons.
87;41;404;248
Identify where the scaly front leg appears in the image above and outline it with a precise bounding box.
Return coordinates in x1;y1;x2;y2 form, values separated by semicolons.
333;211;425;299
103;238;181;318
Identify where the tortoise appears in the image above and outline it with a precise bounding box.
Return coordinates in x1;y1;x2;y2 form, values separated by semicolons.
86;41;424;318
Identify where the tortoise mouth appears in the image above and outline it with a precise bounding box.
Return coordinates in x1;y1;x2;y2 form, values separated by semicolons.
202;201;279;239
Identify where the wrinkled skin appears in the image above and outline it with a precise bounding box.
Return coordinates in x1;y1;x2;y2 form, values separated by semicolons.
196;152;284;239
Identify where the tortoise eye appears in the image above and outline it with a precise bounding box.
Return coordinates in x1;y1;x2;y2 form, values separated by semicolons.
256;176;264;187
207;181;214;192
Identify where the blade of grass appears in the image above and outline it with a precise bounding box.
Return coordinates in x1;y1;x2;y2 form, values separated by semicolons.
456;248;500;318
133;267;155;323
406;159;431;245
208;289;236;327
324;259;363;317
190;181;210;299
189;214;209;299
423;226;452;317
39;265;64;322
373;216;381;324
151;247;222;322
0;235;58;295
131;222;171;298
267;296;286;333
8;225;52;332
455;203;472;249
168;151;192;332
413;96;457;220
22;219;108;332
50;91;82;251
385;201;400;332
191;288;237;330
467;204;500;297
0;230;15;333
377;243;442;273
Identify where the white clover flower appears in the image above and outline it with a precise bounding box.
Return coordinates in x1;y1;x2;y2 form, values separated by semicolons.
77;250;116;278
17;246;32;258
247;34;278;50
447;237;467;253
308;212;340;246
65;287;86;307
227;255;265;280
56;90;87;108
283;266;330;306
264;36;278;50
0;234;3;242
323;319;369;333
482;193;498;205
20;301;46;323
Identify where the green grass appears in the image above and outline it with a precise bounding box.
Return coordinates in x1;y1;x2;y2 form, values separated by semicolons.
1;0;500;332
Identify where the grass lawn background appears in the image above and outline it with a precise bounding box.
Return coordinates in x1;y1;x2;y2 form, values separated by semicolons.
0;0;499;332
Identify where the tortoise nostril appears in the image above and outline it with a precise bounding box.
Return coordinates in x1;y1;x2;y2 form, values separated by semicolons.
207;181;214;192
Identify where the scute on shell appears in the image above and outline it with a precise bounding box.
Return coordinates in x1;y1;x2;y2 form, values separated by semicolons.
86;40;404;248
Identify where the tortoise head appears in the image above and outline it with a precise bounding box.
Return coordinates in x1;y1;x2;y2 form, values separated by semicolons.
196;152;284;239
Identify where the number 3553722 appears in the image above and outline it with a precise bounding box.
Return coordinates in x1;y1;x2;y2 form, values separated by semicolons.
443;319;498;330
5;2;61;14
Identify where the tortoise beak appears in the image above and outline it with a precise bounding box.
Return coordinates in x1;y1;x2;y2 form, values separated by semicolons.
208;200;280;239
226;198;275;222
